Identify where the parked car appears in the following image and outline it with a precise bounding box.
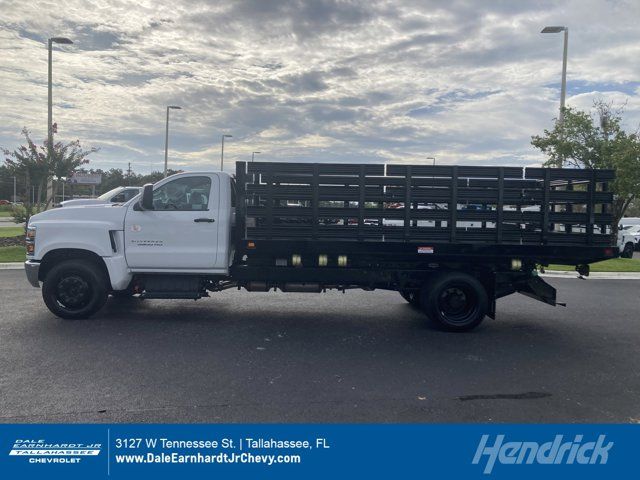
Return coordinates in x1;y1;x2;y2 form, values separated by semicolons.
0;199;11;205
59;186;141;207
618;225;640;258
619;218;640;232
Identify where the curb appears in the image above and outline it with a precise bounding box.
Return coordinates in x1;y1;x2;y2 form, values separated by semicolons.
540;270;640;280
0;263;23;270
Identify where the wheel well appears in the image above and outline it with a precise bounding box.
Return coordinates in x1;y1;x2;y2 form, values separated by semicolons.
39;249;110;283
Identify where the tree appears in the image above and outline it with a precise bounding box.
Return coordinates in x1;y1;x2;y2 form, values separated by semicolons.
2;129;50;224
625;199;640;217
2;128;97;225
0;164;17;201
48;126;97;206
531;102;640;237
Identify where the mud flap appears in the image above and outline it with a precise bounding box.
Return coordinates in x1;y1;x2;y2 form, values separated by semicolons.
516;275;557;306
488;298;496;319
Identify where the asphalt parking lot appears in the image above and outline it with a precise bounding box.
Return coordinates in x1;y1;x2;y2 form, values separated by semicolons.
0;270;638;423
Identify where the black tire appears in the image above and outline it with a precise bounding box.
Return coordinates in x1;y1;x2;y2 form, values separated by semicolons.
621;243;634;259
42;259;109;319
400;289;421;307
420;272;488;332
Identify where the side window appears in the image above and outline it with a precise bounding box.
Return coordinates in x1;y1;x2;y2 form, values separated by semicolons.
112;189;137;203
122;189;139;201
153;176;212;211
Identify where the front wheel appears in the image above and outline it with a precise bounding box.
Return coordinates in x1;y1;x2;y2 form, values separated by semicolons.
42;259;109;319
621;242;634;259
420;272;488;332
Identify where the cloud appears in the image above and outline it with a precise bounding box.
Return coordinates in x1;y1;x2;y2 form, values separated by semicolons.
0;0;639;175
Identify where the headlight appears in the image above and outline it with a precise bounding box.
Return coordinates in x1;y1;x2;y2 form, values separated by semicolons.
25;226;36;255
26;226;36;241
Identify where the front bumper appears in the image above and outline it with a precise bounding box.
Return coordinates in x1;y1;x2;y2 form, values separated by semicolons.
24;260;40;287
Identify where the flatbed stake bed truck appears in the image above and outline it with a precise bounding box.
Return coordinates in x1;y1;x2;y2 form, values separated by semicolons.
24;162;617;331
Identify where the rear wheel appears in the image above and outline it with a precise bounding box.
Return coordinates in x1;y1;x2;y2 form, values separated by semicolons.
399;289;420;307
420;272;488;332
42;259;109;319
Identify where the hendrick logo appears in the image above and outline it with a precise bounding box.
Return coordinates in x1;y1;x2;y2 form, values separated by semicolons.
472;434;613;474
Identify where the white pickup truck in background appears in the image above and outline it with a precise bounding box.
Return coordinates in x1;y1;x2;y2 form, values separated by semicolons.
618;224;640;258
59;186;142;208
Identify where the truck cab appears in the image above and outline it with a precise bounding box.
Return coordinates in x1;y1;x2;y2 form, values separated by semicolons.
124;172;233;272
25;172;235;318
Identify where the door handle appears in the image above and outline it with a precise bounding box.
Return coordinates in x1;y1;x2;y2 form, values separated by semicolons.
194;218;215;223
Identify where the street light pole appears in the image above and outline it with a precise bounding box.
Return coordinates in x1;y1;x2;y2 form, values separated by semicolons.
48;40;52;159
47;37;73;166
164;105;182;178
251;151;261;162
560;27;569;123
220;134;232;171
427;157;436;166
46;37;73;210
541;26;569;123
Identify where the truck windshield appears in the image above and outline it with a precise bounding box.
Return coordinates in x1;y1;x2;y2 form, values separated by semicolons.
97;187;123;200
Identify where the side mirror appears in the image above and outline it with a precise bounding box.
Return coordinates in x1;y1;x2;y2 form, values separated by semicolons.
141;183;154;210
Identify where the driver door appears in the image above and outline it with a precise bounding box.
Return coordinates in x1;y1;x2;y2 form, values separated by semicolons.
124;174;220;270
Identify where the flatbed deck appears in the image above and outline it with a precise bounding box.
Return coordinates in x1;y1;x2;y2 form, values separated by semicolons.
235;161;616;266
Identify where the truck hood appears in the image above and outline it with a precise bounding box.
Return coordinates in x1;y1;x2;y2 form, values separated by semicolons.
29;203;127;230
59;198;110;207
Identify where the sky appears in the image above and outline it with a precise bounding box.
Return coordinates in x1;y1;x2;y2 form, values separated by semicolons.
1;0;639;175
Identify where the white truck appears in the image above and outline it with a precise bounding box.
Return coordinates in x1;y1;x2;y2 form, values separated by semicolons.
24;162;618;331
618;225;640;258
